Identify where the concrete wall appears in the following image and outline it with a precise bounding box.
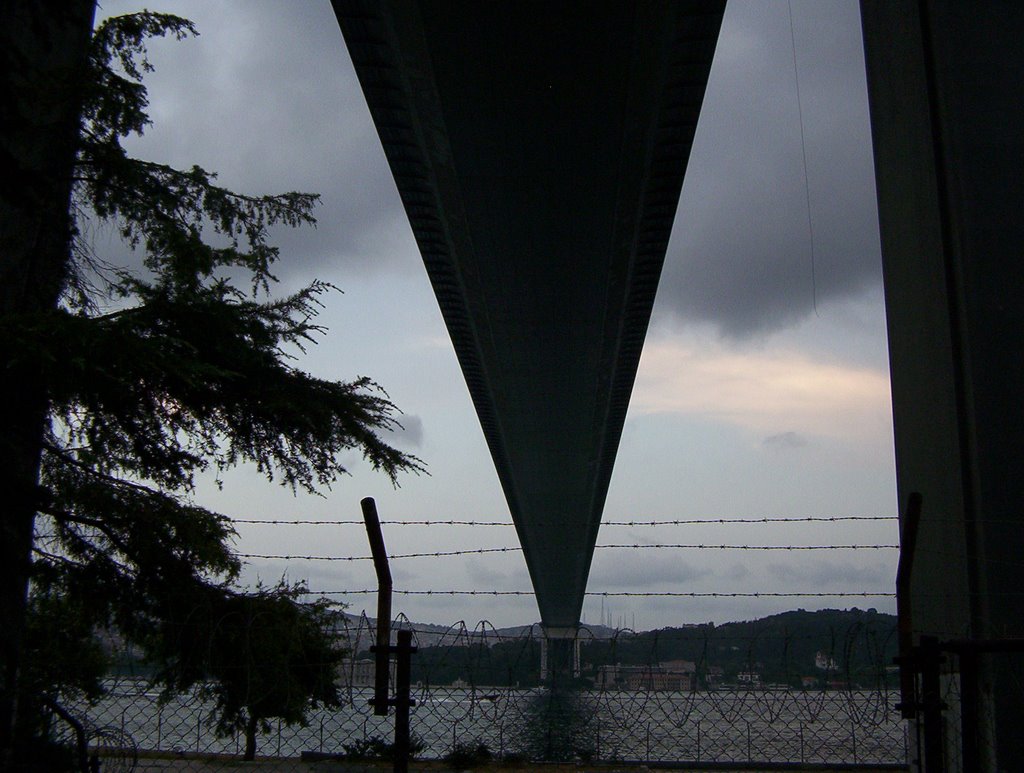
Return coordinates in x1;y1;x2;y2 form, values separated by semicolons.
862;1;1024;767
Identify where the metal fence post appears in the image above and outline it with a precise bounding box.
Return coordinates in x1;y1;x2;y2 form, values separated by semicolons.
746;720;752;762
362;497;392;719
919;635;946;773
393;628;417;773
361;498;417;773
800;723;805;763
696;719;701;762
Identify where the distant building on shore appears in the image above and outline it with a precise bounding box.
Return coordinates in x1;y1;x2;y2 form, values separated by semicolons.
736;670;762;686
337;657;395;688
815;651;837;671
596;660;696;691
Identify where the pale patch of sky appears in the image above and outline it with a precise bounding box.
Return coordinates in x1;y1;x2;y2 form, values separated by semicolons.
630;327;892;444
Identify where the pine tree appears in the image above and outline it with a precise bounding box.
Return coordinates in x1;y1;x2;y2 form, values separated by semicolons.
2;9;422;762
151;581;347;761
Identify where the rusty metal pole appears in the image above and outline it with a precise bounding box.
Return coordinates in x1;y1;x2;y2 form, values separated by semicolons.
360;498;417;773
362;497;392;717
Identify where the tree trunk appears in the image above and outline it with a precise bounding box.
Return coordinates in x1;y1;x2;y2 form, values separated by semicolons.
244;715;258;761
0;0;96;761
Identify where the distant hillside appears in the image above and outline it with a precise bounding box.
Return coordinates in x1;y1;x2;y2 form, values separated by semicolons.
582;608;898;688
109;607;896;689
351;608;898;690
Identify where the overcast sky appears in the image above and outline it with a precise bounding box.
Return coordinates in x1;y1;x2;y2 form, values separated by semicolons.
95;0;898;631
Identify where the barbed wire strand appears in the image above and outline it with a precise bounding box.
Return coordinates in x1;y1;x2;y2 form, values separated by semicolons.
327;620;897;644
237;543;899;561
303;589;896;598
230;515;899;526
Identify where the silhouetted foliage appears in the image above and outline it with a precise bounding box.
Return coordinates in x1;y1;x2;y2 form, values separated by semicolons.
139;581;346;761
410;638;543;688
342;734;425;761
405;609;897;691
444;740;493;769
12;9;422;760
580;608;898;688
14;587;108;749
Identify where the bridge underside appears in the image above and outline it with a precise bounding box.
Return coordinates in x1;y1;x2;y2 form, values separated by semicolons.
334;1;724;628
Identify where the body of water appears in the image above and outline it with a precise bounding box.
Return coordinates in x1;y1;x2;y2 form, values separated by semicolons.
73;679;907;765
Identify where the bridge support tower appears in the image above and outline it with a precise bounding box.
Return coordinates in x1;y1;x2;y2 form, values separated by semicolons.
540;627;581;683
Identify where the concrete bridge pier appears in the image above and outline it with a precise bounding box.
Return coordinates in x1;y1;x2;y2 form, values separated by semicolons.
540;627;581;684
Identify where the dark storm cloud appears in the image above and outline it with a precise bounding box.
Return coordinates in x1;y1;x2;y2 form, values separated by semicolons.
661;0;882;337
113;0;881;306
386;415;424;449
110;1;408;280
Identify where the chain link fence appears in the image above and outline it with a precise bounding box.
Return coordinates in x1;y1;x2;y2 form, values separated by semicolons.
70;680;906;767
56;617;909;771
